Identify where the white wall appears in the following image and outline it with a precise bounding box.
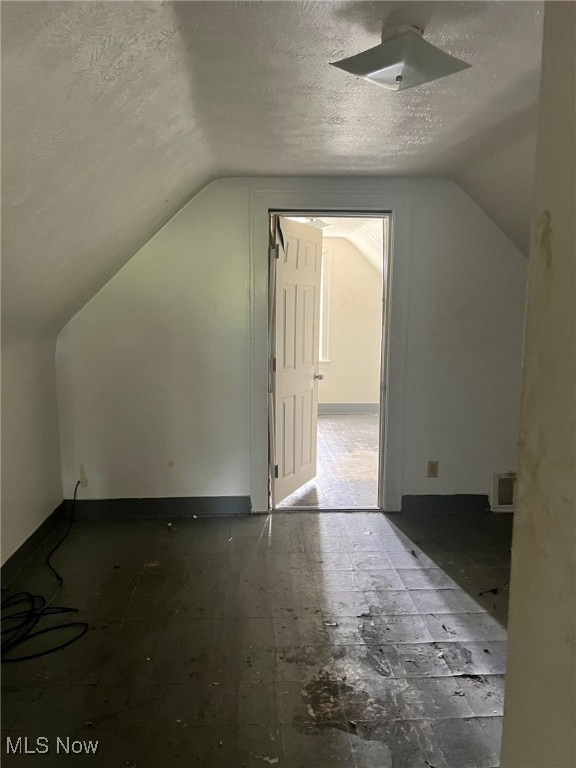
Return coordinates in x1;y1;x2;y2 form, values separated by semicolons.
57;177;527;506
502;3;576;766
318;237;382;405
1;335;63;564
403;183;527;494
57;183;251;499
453;129;537;256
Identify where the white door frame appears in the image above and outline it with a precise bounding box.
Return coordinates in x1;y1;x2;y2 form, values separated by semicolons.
271;211;390;511
249;184;413;513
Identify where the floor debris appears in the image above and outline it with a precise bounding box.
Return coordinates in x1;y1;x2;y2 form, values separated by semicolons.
2;509;510;766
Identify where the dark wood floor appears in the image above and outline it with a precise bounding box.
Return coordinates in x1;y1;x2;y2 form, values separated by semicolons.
2;510;512;767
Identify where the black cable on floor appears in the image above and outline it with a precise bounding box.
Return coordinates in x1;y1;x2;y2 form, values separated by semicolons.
46;480;81;586
1;481;89;663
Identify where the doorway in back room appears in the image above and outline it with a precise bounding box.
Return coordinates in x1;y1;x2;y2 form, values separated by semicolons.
269;214;390;510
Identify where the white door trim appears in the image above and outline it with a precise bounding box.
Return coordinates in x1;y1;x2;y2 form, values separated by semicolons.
249;184;413;513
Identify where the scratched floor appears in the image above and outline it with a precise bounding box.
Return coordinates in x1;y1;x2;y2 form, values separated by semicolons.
278;414;380;509
2;511;512;767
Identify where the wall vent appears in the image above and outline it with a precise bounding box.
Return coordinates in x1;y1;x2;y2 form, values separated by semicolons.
490;471;516;512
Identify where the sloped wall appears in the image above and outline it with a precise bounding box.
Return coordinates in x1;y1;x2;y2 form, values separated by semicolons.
453;129;537;255
57;181;251;500
57;177;527;507
1;336;62;563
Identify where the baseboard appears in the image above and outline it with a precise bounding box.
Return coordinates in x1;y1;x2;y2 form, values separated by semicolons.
401;494;490;514
318;403;380;415
1;502;66;583
67;496;252;519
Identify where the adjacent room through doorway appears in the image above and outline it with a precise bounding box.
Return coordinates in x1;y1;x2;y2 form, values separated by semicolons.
270;214;390;511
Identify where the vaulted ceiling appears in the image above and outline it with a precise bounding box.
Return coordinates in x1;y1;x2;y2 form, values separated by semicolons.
2;1;543;339
288;217;386;272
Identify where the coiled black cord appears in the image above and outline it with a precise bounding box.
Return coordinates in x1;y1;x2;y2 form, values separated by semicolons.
1;481;89;662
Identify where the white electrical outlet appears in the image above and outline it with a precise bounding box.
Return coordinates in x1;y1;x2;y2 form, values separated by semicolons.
427;460;439;478
79;463;88;487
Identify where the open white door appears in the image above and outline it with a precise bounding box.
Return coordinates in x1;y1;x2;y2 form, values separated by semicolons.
272;217;323;505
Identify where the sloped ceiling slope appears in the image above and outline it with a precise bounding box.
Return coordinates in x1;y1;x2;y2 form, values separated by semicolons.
2;1;543;338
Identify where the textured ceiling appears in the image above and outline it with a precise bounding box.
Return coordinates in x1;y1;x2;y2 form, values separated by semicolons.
2;1;543;338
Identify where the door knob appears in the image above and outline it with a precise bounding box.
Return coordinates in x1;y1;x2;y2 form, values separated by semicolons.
314;373;325;380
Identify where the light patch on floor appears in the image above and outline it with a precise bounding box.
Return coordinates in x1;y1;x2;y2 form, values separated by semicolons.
2;510;511;767
277;414;379;509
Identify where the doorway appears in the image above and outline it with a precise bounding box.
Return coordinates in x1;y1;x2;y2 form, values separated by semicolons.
268;213;391;511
